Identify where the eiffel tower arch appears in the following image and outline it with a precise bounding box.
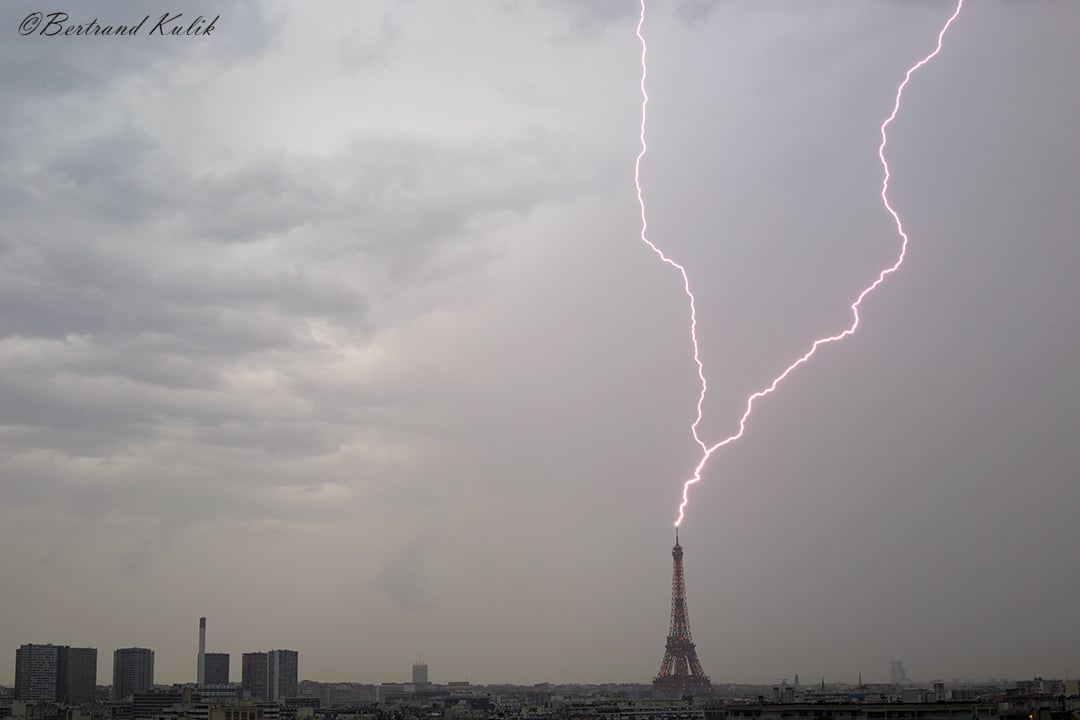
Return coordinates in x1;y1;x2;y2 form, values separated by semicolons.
653;529;712;698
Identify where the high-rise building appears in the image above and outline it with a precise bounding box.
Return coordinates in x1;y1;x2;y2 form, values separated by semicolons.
267;650;298;701
15;645;59;702
241;651;297;702
891;661;908;685
113;648;155;700
60;647;97;705
412;663;428;685
13;645;97;704
652;530;711;698
204;653;229;685
242;653;268;702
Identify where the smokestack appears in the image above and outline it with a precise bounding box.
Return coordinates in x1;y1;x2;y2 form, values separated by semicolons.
198;617;206;685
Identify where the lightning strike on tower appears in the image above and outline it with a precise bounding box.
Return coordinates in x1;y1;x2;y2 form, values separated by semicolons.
633;1;966;527
653;527;711;696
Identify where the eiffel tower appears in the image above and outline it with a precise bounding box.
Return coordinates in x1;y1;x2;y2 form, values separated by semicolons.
653;529;712;697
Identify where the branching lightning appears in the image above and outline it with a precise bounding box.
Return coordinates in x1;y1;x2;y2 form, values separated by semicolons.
633;0;966;527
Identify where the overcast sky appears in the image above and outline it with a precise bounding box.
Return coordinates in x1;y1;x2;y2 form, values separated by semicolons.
2;0;1078;689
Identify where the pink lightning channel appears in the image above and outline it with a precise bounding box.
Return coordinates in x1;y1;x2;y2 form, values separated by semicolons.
660;0;967;527
635;0;709;455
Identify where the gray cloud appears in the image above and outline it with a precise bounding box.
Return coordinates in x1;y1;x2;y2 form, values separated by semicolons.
119;521;175;577
370;530;441;613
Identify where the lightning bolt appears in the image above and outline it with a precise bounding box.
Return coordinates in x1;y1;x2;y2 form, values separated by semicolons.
635;3;709;456
633;0;966;527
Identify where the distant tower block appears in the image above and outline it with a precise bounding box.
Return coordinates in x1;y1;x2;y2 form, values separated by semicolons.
890;660;908;685
412;662;428;685
204;653;229;685
113;647;154;700
653;529;712;697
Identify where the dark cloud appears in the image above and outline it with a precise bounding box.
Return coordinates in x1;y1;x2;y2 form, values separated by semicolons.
0;96;593;468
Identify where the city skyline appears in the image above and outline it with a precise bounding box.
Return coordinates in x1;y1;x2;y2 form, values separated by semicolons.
1;0;1078;688
3;638;1068;691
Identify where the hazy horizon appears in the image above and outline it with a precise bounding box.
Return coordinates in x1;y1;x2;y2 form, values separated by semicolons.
0;622;1051;688
2;1;1078;689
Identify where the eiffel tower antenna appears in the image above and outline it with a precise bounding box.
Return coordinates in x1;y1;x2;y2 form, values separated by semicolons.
653;530;711;697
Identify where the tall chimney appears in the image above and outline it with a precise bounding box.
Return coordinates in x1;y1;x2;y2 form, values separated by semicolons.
198;617;206;685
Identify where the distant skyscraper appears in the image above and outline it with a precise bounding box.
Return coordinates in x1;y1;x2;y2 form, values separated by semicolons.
203;653;229;685
14;645;96;704
60;647;97;705
15;645;59;702
267;650;298;701
891;660;908;685
412;663;428;685
241;653;268;702
113;648;154;700
242;650;297;701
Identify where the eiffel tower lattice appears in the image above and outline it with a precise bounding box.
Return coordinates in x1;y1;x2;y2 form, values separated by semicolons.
653;529;712;697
